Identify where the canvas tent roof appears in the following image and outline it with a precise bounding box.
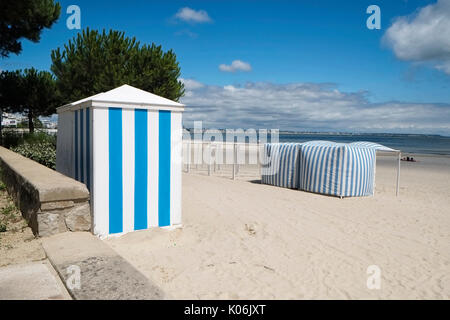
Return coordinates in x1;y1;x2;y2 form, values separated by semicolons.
261;140;401;196
57;84;184;113
301;140;399;152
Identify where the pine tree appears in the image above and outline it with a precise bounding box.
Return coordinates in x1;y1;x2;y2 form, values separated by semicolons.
0;0;61;57
0;68;58;133
51;28;185;104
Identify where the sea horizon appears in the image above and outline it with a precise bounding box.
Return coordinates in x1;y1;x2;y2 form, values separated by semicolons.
185;129;450;156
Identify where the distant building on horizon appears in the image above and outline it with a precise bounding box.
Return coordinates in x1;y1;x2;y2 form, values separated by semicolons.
1;112;21;127
1;112;58;129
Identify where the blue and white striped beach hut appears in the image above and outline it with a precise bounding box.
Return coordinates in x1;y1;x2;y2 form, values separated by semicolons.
56;85;184;237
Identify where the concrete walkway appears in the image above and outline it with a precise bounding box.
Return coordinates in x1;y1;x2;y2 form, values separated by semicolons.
0;260;71;300
41;232;165;300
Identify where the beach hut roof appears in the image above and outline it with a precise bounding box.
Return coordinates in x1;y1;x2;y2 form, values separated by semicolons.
57;84;184;113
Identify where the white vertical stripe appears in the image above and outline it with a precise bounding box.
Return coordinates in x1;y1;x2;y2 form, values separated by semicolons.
171;112;182;225
89;108;93;192
312;147;323;193
92;107;109;237
76;110;80;181
333;148;339;195
323;147;332;194
147;110;159;227
349;148;356;196
122;109;135;233
79;110;83;182
342;148;348;196
337;147;344;196
83;108;88;184
373;151;377;195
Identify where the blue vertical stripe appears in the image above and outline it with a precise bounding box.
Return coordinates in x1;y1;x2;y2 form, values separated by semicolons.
320;147;332;194
109;108;123;234
80;109;84;183
86;108;91;191
345;147;351;196
158;110;171;227
310;146;321;192
278;144;286;186
327;148;335;193
310;146;319;190
74;110;79;181
339;148;346;197
316;147;326;193
134;109;148;230
356;148;363;196
351;147;357;196
361;149;368;195
300;146;309;190
334;147;341;196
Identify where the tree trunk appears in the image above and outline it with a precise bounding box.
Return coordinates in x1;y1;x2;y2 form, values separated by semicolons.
28;111;34;134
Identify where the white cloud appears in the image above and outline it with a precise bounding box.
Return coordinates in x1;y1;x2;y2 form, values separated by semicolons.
219;60;252;73
174;29;198;38
383;0;450;74
179;78;205;90
180;81;450;135
174;7;212;24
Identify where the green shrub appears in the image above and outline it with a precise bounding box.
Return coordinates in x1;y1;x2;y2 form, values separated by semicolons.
1;203;15;216
2;130;56;149
0;223;6;232
23;131;56;146
2;131;57;170
11;141;56;169
2;130;23;149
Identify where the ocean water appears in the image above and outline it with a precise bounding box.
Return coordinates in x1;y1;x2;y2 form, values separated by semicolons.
186;131;450;155
277;133;450;156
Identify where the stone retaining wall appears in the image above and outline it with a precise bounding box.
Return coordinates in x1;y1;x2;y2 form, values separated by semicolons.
0;146;90;237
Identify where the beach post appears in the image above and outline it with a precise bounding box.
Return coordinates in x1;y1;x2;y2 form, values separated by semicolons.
236;143;240;175
396;151;401;196
258;143;263;182
213;144;217;172
186;141;191;173
208;142;212;176
232;142;237;180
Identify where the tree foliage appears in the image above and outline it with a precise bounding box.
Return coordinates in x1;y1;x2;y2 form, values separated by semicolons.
0;68;58;132
0;0;61;57
51;28;185;104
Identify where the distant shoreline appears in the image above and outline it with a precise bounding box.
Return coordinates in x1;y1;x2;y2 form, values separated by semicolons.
183;139;450;157
184;128;449;138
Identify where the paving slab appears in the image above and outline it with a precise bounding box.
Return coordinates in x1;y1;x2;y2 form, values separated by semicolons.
41;232;165;300
0;260;71;300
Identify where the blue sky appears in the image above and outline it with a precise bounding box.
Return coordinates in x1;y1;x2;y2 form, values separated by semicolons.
2;0;450;134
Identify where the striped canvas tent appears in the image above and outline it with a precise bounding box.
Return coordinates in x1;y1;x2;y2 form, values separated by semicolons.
261;143;301;189
262;140;400;197
56;85;184;237
299;141;378;197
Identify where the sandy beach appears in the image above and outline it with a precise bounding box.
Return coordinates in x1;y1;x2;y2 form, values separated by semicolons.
105;154;450;299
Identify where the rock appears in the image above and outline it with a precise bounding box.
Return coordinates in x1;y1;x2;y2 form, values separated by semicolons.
0;146;91;237
64;203;91;232
41;201;74;211
37;212;60;237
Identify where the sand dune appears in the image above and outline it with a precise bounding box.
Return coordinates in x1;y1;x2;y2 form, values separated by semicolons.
106;154;450;299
